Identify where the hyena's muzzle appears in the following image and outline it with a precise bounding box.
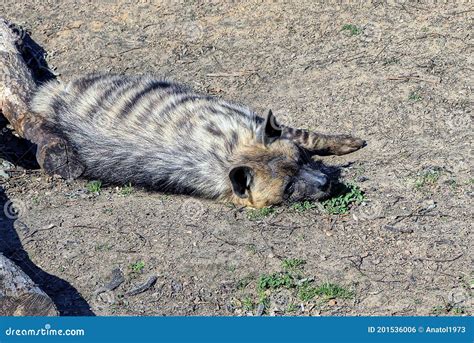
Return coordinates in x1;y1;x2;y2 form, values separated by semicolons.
284;165;330;202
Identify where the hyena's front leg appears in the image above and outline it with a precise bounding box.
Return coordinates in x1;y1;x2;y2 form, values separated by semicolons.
282;126;366;156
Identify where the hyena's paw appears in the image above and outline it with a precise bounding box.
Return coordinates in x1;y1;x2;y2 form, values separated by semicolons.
330;135;366;155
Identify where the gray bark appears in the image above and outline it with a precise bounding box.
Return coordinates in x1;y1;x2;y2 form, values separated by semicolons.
0;253;58;316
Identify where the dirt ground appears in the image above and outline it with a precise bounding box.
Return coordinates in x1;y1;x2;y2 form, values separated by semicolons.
0;1;472;316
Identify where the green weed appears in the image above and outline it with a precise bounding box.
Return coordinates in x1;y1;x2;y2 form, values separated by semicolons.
87;180;102;194
322;183;365;214
291;201;317;212
282;258;306;273
341;24;362;36
241;296;255;312
257;272;295;292
130;261;145;273
247;207;275;220
408;91;422;102
414;169;441;189
119;183;133;196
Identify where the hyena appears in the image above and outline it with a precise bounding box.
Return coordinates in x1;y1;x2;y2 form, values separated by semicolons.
30;74;365;208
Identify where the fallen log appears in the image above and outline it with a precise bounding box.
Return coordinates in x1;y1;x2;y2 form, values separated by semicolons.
0;17;84;179
0;253;58;316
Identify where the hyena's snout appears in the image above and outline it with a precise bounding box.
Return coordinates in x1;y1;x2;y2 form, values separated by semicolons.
286;166;330;202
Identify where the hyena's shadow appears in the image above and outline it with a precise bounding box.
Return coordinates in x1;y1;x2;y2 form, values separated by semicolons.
0;116;38;170
307;158;355;197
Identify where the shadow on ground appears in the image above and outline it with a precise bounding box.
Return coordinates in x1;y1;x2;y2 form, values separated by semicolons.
0;188;94;316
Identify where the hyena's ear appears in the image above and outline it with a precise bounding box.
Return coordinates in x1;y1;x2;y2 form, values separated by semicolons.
260;110;282;146
229;166;254;198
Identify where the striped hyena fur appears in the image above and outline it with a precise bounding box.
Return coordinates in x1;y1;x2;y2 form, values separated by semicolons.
30;74;365;208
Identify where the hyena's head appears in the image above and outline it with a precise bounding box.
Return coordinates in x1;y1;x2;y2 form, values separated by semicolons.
229;111;330;208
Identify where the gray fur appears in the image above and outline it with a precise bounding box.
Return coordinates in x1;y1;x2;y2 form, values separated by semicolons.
30;73;261;199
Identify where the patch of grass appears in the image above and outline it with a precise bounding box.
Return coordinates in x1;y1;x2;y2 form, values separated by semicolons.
282;258;306;273
298;282;354;301
322;183;365;215
87;180;102;194
130;261;145;273
257;272;295;292
408;91;422;102
414;169;441;189
298;282;320;301
431;303;465;315
241;296;255;312
315;282;354;299
452;306;466;315
298;282;354;302
236;257;355;315
431;305;446;315
257;293;270;308
291;201;317;212
286;303;299;313
247;207;275;220
341;24;362;36
119;183;133;196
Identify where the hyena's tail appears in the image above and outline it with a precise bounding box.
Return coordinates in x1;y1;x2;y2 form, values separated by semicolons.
282;126;366;156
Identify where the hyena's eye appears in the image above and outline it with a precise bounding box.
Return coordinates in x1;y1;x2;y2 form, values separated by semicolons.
283;179;295;199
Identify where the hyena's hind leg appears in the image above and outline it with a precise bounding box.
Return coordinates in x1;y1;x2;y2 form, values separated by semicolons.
282;126;366;156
